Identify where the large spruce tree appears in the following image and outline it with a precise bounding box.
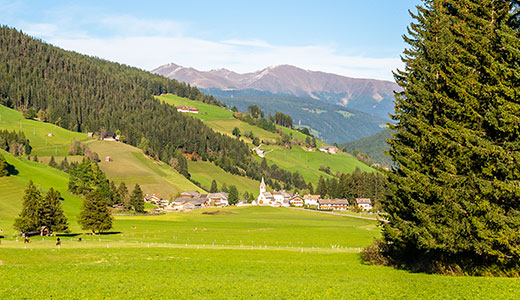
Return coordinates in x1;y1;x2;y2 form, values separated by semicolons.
13;181;42;232
381;0;520;275
129;184;144;213
78;190;112;234
39;188;69;233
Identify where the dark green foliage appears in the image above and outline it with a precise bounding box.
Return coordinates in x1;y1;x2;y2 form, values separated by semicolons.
248;105;264;119
68;158;110;199
228;185;239;205
341;129;393;166
13;181;42;232
24;107;37;119
0;129;31;156
0;154;9;176
48;156;58;168
316;177;327;198
78;190;112;234
39;188;69;233
118;182;130;209
130;184;144;212
210;180;218;193
59;157;69;172
32;155;38;162
232;127;241;137
381;0;520;275
270;112;293;128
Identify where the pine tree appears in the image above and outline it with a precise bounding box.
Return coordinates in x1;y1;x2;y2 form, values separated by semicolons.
381;0;520;275
316;176;327;198
0;154;8;176
78;190;112;234
118;182;130;209
130;184;144;213
48;156;58;168
39;188;69;233
228;185;239;205
59;157;69;172
13;181;42;232
210;180;218;193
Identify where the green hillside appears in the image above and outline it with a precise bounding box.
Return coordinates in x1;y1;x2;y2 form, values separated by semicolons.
341;129;393;166
0;105;88;156
158;94;374;185
0;150;84;236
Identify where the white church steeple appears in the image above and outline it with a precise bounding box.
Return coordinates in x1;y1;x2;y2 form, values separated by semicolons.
260;177;266;194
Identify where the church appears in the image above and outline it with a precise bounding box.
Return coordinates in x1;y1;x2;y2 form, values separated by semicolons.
256;177;291;207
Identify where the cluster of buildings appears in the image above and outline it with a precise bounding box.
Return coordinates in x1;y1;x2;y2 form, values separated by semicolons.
319;146;338;154
176;105;199;114
254;177;373;211
145;191;229;212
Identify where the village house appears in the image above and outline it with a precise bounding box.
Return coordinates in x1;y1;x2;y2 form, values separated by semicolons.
87;132;94;138
288;194;304;207
176;105;199;114
355;198;373;211
319;146;338;154
317;199;350;211
206;192;229;207
103;132;119;141
180;191;201;198
256;178;293;207
145;194;162;204
303;194;321;206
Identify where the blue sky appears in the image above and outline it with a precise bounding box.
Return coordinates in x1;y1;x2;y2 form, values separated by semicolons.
1;0;419;80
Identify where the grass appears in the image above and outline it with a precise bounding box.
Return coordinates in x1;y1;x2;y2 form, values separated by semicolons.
87;140;204;199
157;94;374;185
188;160;260;195
1;206;519;299
0;105;88;156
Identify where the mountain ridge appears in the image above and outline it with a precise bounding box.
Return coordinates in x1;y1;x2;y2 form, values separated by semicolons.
152;63;400;120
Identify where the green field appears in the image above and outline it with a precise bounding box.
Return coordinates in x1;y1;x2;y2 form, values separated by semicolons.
1;205;519;299
188;160;260;195
0;105;89;156
87;140;204;199
157;94;374;185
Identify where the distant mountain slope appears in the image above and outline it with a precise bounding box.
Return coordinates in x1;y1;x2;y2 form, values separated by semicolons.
341;129;393;166
204;89;387;143
152;63;400;120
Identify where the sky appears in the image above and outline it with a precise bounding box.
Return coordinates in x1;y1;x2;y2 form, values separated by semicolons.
1;0;419;81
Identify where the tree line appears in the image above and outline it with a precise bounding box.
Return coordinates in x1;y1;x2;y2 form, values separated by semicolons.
0;26;306;190
0;129;31;156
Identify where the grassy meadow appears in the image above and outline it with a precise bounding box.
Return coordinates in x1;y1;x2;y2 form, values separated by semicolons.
1;206;519;299
0;105;88;156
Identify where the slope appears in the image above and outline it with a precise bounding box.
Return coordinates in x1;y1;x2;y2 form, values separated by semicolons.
341;129;393;166
157;94;375;186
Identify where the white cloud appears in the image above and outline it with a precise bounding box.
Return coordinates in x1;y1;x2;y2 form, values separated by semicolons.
17;16;402;81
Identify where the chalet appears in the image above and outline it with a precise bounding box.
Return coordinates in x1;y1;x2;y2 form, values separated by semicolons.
303;194;321;206
319;146;338;154
318;199;349;211
181;191;200;198
206;192;229;207
273;191;292;207
145;194;162;204
105;156;112;162
176;105;199;114
103;132;118;141
253;146;265;158
289;194;304;207
355;198;373;211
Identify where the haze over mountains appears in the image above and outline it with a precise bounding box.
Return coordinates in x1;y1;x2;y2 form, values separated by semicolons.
152;63;400;120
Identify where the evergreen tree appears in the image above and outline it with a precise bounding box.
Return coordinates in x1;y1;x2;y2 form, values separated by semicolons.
316;176;327;198
59;157;69;172
210;179;218;193
39;188;69;233
13;181;42;232
0;154;8;177
48;156;58;168
228;185;239;205
221;183;229;193
78;190;112;234
130;184;145;213
32;155;38;162
118;182;130;209
380;0;520;274
307;182;314;195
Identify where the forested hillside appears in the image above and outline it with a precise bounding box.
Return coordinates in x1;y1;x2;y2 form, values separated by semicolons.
0;26;305;189
341;129;393;166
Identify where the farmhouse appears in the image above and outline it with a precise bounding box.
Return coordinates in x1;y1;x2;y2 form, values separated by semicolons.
103;132;118;141
288;194;304;207
145;194;162;204
176;105;199;114
303;194;321;206
206;192;229;207
355;198;373;211
317;199;349;211
319;146;338;154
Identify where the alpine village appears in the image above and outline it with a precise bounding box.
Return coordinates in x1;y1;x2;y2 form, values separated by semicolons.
1;1;520;299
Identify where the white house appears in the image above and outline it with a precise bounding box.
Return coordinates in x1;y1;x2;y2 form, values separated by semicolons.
319;146;338;154
207;192;229;207
355;198;373;211
303;194;321;206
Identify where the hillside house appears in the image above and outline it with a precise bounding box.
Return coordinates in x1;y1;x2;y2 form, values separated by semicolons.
181;191;200;198
289;194;304;207
176;105;199;114
253;146;265;158
355;198;373;211
87;132;94;138
103;132;119;141
303;194;321;206
256;178;293;207
207;192;229;207
145;194;162;204
319;146;338;154
318;199;349;211
105;156;112;162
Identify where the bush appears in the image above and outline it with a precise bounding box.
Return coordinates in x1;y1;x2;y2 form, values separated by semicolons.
360;239;389;266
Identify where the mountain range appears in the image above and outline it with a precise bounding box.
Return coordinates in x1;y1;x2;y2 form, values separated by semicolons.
152;63;400;120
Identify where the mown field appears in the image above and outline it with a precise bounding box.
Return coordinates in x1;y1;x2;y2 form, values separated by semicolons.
1;206;519;299
0;105;89;156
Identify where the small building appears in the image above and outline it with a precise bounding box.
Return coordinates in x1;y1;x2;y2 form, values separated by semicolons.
105;156;112;162
289;195;304;207
87;132;94;138
207;192;229;207
318;199;349;211
303;194;321;206
47;133;53;137
355;198;373;211
103;132;117;141
176;105;199;114
319;146;338;154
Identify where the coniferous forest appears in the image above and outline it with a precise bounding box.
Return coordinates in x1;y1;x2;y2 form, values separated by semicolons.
0;26;306;189
379;0;520;275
